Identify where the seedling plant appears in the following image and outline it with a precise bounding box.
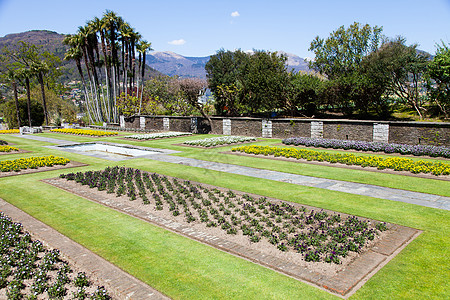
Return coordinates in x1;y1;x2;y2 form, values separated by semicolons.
60;166;389;264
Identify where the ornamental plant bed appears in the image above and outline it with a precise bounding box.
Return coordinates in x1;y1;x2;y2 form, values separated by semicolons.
49;128;118;137
182;136;257;148
0;211;112;300
123;132;192;141
45;167;420;296
276;143;450;162
0;147;31;156
231;145;450;177
282;137;450;159
0;161;87;178
225;150;450;181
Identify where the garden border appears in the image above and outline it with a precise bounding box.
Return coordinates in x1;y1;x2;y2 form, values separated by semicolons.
0;198;169;300
223;151;450;182
0;148;32;156
0;161;88;178
43;176;421;297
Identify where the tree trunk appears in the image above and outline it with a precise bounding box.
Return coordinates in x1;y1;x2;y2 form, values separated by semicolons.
25;77;32;127
38;72;49;126
12;81;21;128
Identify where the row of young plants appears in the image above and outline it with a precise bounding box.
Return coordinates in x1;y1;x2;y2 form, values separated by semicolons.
60;166;388;264
50;129;118;137
0;156;70;172
283;137;450;159
0;212;111;300
0;146;19;153
126;131;192;140
0;130;20;134
183;136;257;147
231;145;450;176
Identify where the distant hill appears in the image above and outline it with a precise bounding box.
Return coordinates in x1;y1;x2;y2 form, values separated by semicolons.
0;30;161;83
146;51;312;79
146;51;210;78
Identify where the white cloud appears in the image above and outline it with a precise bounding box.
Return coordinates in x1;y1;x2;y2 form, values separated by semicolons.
168;39;186;46
231;11;240;17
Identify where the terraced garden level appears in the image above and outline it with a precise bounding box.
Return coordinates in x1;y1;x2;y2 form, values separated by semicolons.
51;166;420;296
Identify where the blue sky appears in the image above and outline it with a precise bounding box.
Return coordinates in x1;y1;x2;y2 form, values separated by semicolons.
0;0;449;58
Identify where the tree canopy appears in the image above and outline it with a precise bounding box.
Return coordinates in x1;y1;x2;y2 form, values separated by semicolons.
63;10;152;123
205;49;290;116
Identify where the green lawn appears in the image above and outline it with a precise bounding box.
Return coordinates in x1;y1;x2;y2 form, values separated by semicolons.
0;133;449;299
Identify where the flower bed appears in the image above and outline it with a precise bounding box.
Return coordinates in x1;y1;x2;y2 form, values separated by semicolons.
0;129;19;134
0;156;70;172
50;128;118;137
283;137;450;159
60;167;388;264
0;146;19;153
0;212;111;299
183;136;257;147
231;145;450;176
126;131;192;140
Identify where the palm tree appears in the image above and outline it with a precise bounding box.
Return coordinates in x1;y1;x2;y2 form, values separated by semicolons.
17;67;33;127
31;61;49;125
136;40;152;114
63;11;150;123
5;70;21;128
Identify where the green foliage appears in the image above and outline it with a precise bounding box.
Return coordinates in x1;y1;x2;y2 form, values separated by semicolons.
287;73;325;116
308;22;389;117
426;42;450;118
309;22;384;80
116;92;140;117
206;49;290;116
4;97;44;128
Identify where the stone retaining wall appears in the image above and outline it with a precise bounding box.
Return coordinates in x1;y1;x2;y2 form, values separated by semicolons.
120;115;450;146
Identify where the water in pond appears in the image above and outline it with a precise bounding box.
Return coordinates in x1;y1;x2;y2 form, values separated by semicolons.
60;143;160;159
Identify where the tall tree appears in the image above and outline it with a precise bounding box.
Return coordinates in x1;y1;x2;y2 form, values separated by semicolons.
206;49;290;116
308;22;386;116
5;70;21;127
364;38;430;119
309;22;384;80
426;42;450;119
1;41;61;127
64;11;152;123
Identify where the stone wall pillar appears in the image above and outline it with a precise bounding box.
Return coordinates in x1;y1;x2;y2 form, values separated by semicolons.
311;121;323;138
163;117;170;131
373;123;389;143
223;119;231;135
190;117;198;133
120;115;125;128
140;117;145;130
262;120;272;138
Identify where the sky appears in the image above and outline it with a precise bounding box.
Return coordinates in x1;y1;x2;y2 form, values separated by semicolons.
0;0;449;58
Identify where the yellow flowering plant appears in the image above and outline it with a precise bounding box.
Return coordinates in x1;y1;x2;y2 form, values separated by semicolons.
231;145;450;176
0;156;70;172
50;128;118;137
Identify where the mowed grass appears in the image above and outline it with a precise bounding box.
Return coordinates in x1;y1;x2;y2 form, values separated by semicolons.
0;133;449;299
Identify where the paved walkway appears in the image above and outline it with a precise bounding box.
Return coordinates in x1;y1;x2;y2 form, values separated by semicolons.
14;134;450;210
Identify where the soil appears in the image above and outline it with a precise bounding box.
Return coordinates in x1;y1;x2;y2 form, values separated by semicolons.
0;161;88;178
0;148;31;156
224;151;450;181
44;174;420;297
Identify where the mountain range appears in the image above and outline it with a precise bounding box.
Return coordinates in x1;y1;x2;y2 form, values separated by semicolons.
145;51;312;79
0;30;311;80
